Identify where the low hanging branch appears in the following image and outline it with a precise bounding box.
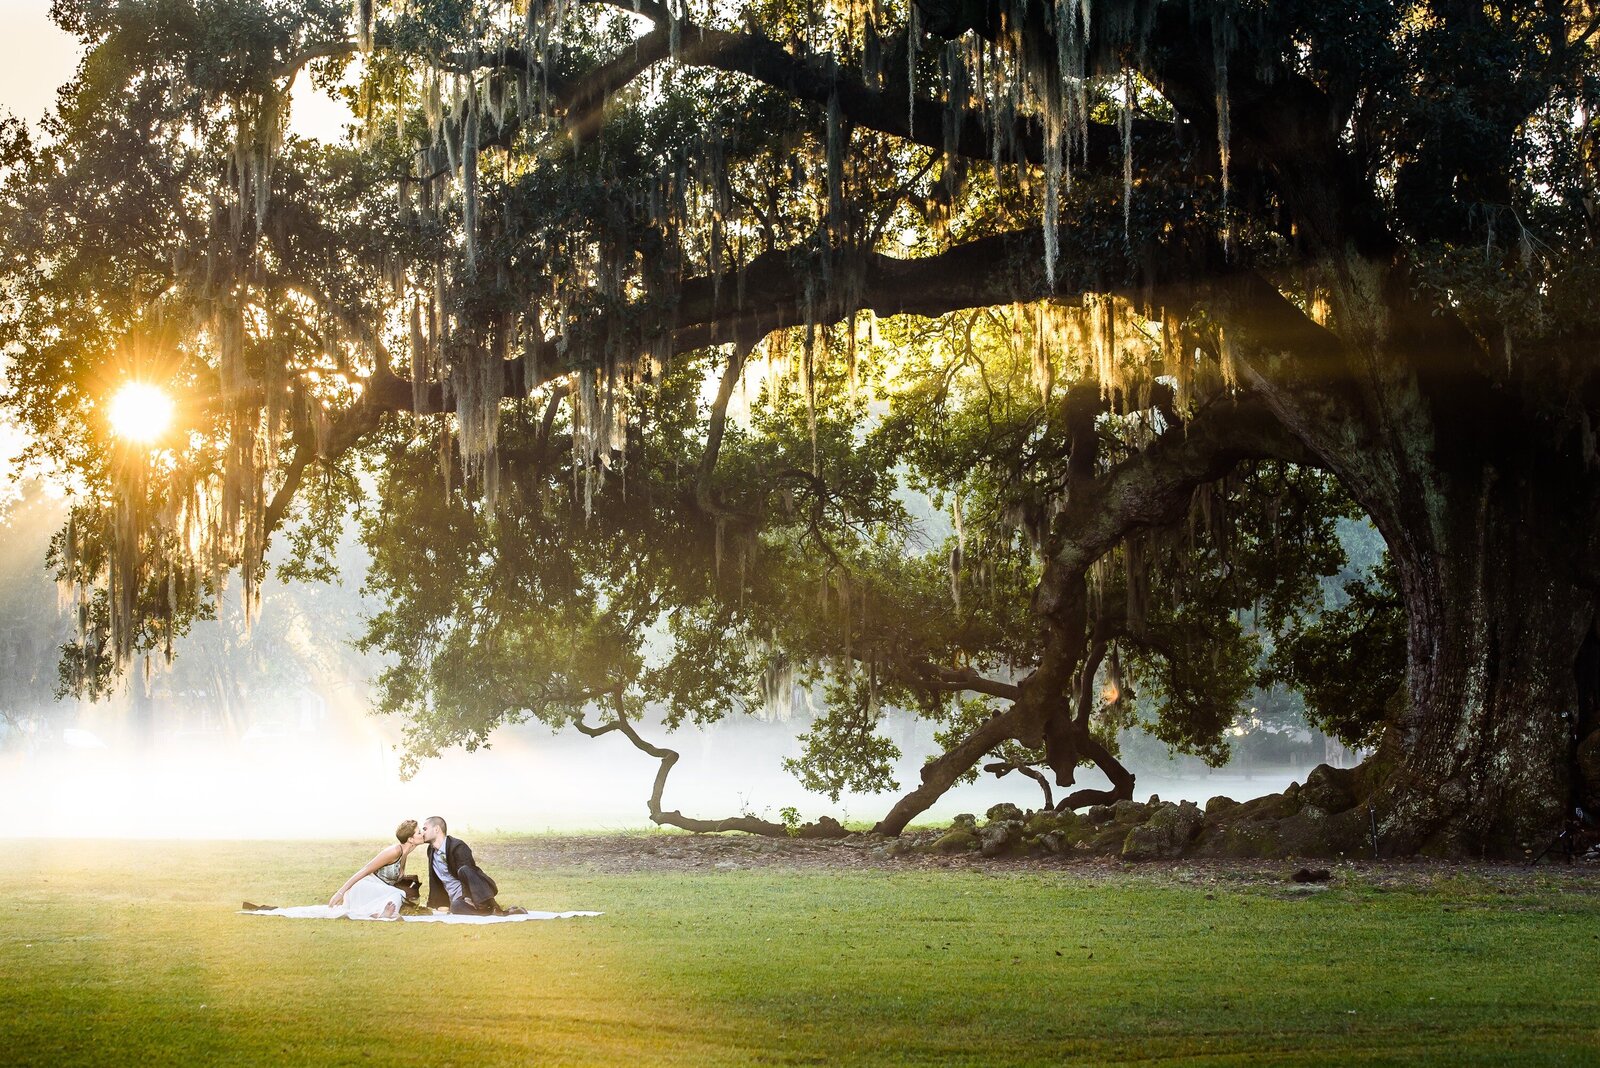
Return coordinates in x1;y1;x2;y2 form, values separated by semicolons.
873;698;1036;835
572;696;849;839
983;760;1054;809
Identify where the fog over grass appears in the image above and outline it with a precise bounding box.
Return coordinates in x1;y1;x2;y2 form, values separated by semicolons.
6;711;1309;840
2;482;1314;841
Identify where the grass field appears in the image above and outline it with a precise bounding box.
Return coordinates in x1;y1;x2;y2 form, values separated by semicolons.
4;836;1599;1066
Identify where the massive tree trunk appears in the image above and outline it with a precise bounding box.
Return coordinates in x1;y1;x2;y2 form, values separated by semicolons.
1224;262;1600;856
1374;461;1598;855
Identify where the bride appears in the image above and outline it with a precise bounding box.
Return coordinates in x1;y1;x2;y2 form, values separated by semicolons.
326;819;424;919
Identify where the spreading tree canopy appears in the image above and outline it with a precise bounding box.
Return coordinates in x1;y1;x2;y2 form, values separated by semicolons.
5;0;1600;854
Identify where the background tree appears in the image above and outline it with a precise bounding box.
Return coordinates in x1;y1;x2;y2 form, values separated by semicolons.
0;481;74;744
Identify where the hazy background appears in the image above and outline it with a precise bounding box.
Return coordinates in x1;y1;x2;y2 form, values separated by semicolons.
0;2;75;127
2;479;1344;840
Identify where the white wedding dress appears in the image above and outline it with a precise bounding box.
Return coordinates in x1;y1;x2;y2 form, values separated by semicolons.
248;851;409;920
340;871;407;918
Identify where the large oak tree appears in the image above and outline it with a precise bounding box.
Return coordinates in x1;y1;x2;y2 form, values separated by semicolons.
5;0;1600;854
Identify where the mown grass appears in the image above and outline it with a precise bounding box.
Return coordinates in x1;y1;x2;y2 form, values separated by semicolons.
4;838;1598;1066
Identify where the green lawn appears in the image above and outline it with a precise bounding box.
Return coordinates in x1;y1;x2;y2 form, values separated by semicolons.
4;838;1599;1066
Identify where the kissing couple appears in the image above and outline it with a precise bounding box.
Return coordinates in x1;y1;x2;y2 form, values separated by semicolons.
327;815;527;919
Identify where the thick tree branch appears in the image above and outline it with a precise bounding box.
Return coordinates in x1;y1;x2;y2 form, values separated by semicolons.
564;18;1167;169
1037;390;1319;615
349;221;1227;436
873;699;1035;834
277;14;1170;176
914;663;1022;701
983;760;1054;808
1056;727;1138;810
574;701;848;837
694;333;760;521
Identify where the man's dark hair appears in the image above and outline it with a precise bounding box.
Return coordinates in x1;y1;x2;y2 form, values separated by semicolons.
425;815;447;835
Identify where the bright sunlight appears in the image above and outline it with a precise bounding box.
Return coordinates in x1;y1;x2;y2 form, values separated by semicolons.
106;382;174;444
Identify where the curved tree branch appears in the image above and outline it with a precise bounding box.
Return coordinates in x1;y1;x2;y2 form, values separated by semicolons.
1056;727;1138;810
873;698;1035;834
913;663;1022;702
694;333;760;522
1038;388;1320;615
275;11;1172;177
275;222;1233;527
573;701;849;838
983;760;1054;808
564;17;1168;169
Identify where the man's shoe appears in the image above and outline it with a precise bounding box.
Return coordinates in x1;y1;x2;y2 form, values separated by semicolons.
503;906;528;916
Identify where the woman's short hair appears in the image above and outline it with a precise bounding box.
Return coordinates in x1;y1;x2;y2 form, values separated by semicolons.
395;819;419;843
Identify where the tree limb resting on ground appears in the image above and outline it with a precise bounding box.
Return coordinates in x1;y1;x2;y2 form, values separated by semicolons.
573;703;849;838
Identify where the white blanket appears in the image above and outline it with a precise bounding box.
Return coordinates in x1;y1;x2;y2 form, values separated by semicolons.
242;906;602;924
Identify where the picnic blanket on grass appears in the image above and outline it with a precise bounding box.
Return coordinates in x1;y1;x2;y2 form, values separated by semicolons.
241;906;601;924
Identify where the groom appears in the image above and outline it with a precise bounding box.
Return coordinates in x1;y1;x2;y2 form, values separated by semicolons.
421;816;523;916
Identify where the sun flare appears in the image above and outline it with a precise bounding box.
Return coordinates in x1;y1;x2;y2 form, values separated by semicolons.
107;382;174;444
